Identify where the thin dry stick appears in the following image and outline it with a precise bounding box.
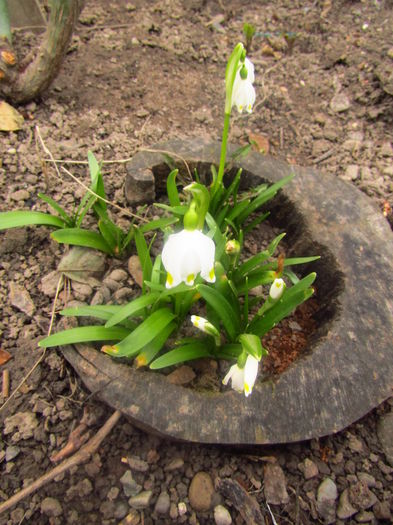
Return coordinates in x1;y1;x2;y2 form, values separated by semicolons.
0;409;122;515
0;274;63;413
2;370;10;398
42;146;193;180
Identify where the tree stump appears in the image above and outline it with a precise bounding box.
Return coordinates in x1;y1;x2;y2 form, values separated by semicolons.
62;139;393;444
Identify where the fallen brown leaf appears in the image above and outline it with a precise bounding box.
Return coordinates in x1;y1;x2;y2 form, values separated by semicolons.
0;101;24;131
249;133;270;154
0;348;12;366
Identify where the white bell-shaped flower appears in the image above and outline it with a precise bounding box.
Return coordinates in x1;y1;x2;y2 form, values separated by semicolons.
231;57;256;114
162;229;216;289
222;354;259;397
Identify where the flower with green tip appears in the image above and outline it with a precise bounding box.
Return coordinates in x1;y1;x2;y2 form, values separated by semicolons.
222;354;259;397
162;229;216;289
231;57;256;114
191;315;219;336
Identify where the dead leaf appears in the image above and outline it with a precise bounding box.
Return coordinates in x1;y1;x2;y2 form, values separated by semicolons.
249;133;270;154
0;101;24;131
0;348;12;366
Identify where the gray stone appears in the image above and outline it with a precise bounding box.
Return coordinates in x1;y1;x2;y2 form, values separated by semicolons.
264;463;289;505
347;434;364;453
189;471;215;511
299;458;319;479
357;472;376;488
317;478;338;524
40;497;62;517
9;282;35;316
164;457;184;471
377;412;393;466
375;62;393;95
114;501;129;520
10;189;30;201
127;455;149;472
100;500;115;519
120;470;142;497
5;446;20;462
380;141;393;157
373;500;391;521
355;510;374;522
154;491;170;515
71;281;93;301
124;166;155;205
107;268;128;282
66;478;93;498
318;478;338;502
330;92;351;112
119;509;140;525
337;489;357;519
128;490;153;509
343;165;360;181
167;366;196;386
4;412;39;442
348;481;377;510
214;504;232;525
127;255;143;287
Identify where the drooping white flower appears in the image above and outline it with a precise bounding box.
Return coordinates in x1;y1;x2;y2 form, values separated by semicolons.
222;354;259;397
162;229;216;289
269;278;285;301
231;57;256;114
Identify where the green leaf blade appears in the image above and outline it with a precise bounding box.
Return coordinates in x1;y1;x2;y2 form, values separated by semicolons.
0;211;66;230
51;228;113;254
39;325;130;348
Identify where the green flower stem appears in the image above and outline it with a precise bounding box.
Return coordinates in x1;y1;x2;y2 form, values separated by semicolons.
214;111;231;196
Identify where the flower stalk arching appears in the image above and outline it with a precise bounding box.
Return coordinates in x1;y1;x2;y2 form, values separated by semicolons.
213;42;255;197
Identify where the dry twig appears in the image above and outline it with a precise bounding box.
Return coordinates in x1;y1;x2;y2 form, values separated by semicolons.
0;409;122;515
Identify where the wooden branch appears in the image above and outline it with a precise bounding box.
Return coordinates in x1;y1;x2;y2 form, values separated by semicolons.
0;0;85;103
0;409;121;516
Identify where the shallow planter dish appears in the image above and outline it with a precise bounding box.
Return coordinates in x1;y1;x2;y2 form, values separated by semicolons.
62;139;393;445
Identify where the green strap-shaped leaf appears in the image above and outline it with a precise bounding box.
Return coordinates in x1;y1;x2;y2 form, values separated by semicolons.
235;233;286;278
197;284;240;341
134;227;153;290
38;193;73;226
150;341;210;369
39;325;130;348
51;228;113;254
105;292;160;328
256;255;321;273
237;174;294;224
139;216;179;233
249;273;316;336
136;321;177;367
166;169;180;207
0;211;66;230
236;270;277;294
104;308;176;358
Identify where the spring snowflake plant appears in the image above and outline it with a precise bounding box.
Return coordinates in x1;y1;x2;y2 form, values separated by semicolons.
40;42;319;397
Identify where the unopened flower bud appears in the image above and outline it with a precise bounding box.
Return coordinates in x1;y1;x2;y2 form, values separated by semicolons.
269;278;285;301
225;239;240;255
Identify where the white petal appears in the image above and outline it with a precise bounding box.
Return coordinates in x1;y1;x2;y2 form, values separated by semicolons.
232;80;256;113
222;364;236;386
244;355;259;396
230;366;246;393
